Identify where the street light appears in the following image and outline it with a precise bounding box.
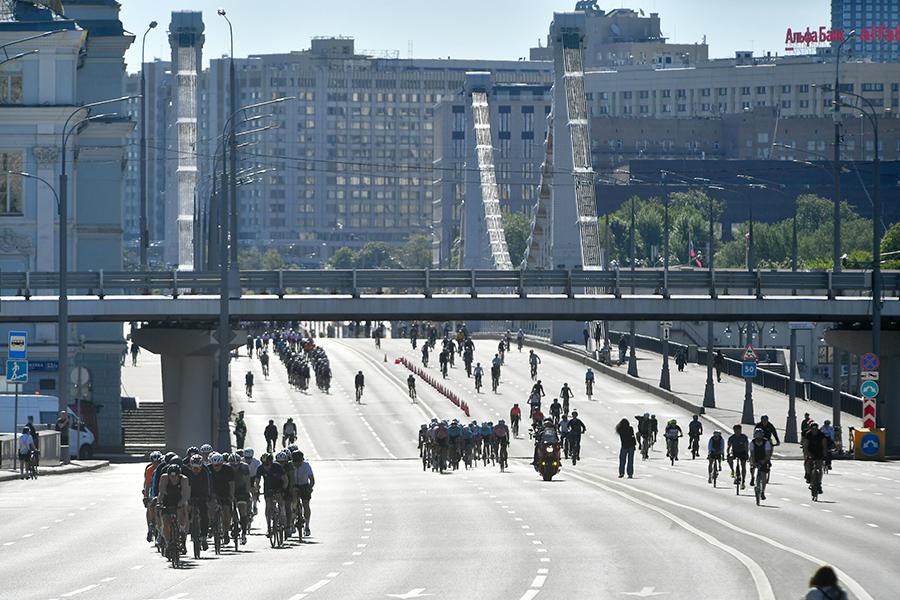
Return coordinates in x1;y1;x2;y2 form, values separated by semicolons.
833;30;857;276
58;96;139;416
218;8;238;274
139;21;158;270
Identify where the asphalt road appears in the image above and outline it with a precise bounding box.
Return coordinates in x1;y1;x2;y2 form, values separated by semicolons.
1;336;896;600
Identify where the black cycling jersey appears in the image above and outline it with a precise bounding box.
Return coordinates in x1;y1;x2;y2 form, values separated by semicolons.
210;464;234;498
256;463;286;493
186;467;211;498
729;433;750;456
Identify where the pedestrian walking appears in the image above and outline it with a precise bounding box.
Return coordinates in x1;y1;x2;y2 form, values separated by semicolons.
264;419;278;453
675;348;686;372
582;327;590;351
130;341;140;366
55;410;70;447
593;323;602;349
616;418;636;478
618;336;628;366
234;411;247;449
714;350;724;383
803;566;848;600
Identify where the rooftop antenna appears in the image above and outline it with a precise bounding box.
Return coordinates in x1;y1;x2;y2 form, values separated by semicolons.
408;40;413;59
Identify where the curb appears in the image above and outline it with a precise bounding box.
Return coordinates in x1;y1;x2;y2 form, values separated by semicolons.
0;460;109;483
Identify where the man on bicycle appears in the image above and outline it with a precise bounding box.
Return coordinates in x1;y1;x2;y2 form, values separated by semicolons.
516;329;525;351
407;374;417;399
528;350;541;378
559;383;574;414
707;431;725;484
292;450;314;537
208;452;235;545
664;419;683;461
230;453;251;544
185;454;212;550
282;418;297;448
493;420;510;466
245;371;254;398
530;379;545;401
754;415;781;447
549;398;562;425
749;428;773;497
584;368;594;396
635;413;652;458
805;422;829;496
688;415;703;458
559;414;571;458
490;362;501;393
510;403;522;437
473;362;484;392
257;453;288;536
354;370;365;401
568;410;586;461
158;464;190;553
727;424;750;489
260;351;270;378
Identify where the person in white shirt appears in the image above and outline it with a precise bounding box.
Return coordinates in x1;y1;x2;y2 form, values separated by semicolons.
292;451;315;537
18;428;35;479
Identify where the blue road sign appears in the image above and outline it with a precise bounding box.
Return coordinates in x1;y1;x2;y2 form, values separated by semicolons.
742;361;758;378
860;380;879;399
860;432;881;457
8;331;27;360
6;359;28;383
860;352;880;372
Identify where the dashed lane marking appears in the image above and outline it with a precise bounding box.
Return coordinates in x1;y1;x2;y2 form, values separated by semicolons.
303;580;331;593
60;585;98;598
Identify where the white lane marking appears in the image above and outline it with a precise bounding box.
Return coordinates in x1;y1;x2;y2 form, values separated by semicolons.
844;515;855;519
537;568;549;574
303;579;331;593
21;533;32;538
39;526;49;530
292;406;320;460
530;575;547;588
519;590;540;600
568;469;873;600
61;585;99;597
540;557;551;563
866;523;879;528
286;594;307;600
326;572;340;578
356;543;367;548
130;565;143;570
822;509;832;513
566;470;774;600
2;542;13;546
342;561;354;566
352;551;362;556
99;577;116;583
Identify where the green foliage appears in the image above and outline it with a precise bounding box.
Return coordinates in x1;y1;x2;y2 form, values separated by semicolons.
881;222;900;269
260;248;287;271
327;247;356;269
397;234;433;269
503;211;532;267
355;242;398;269
238;247;262;270
326;236;435;269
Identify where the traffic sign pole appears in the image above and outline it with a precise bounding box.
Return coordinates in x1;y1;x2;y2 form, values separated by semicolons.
13;382;18;471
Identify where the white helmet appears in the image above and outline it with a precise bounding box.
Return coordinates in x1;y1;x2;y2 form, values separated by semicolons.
199;443;213;454
210;452;225;465
242;447;254;458
276;450;289;462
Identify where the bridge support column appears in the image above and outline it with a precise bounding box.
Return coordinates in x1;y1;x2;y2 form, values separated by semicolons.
132;327;243;452
825;329;900;455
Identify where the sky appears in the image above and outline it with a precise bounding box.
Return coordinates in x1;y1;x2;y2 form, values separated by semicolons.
119;0;830;72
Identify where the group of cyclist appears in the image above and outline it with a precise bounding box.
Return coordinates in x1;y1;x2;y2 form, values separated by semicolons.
142;441;315;567
418;417;512;472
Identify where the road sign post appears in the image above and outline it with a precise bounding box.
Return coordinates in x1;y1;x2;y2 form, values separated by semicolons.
7;332;27;472
859;353;879;429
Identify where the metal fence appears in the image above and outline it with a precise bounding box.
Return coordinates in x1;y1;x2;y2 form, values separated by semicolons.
0;268;894;299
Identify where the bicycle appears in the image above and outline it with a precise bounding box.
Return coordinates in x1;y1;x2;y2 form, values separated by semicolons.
571;436;581;466
27;449;39;479
165;511;181;569
585;380;593;399
491;375;499;393
809;459;824;502
230;503;240;551
293;492;306;543
731;456;747;496
498;441;509;472
709;456;720;487
210;501;223;555
530;364;538;380
511;418;520;438
189;500;203;559
690;435;700;459
408;384;417;402
245;383;253;399
355;385;364;403
475;374;483;393
666;436;680;466
754;462;770;505
267;493;286;548
640;435;650;461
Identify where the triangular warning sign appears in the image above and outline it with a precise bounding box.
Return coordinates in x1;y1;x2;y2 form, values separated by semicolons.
742;344;758;362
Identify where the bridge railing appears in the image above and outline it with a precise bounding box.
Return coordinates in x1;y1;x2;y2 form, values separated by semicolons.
0;268;890;299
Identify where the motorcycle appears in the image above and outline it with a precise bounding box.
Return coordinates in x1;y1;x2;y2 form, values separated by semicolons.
534;442;561;481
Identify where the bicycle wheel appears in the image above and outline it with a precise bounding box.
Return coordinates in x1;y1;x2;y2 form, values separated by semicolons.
755;480;761;505
213;516;221;555
191;512;202;559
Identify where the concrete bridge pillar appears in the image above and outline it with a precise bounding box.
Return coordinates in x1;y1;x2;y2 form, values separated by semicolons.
131;327;243;453
824;329;899;455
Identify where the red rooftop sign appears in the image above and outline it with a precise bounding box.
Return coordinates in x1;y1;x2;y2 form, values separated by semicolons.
784;25;900;51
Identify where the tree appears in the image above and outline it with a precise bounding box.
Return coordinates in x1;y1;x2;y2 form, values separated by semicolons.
398;234;432;269
260;248;286;271
327;247;356;269
503;212;532;267
355;242;398;269
238;247;261;270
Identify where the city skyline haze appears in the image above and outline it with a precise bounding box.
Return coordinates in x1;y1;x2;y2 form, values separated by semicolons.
120;0;829;71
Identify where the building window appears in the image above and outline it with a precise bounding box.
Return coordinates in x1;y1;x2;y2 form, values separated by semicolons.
799;84;810;93
622;91;632;99
498;109;510;133
677;103;686;112
741;87;751;95
799;99;809;108
781;100;791;108
676;89;686;98
781;85;791;93
661;89;671;98
862;82;884;92
756;86;767;94
718;87;728;96
0;153;23;214
0;66;23;105
662;104;672;113
523;141;534;159
622;105;632;114
701;88;711;97
892;83;899;92
639;105;649;114
452;138;465;159
639;90;649;99
522;107;534;132
701;103;711;111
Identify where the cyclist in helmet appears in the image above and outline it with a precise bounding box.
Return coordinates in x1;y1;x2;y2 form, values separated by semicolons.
208;452;235;545
143;451;163;542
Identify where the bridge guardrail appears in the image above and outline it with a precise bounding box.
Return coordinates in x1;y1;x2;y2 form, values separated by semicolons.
0;268;889;299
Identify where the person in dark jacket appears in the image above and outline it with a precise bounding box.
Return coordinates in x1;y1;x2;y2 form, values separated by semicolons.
714;351;725;382
264;420;278;453
616;418;636;478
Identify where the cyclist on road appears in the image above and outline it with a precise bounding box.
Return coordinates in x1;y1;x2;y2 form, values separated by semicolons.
549;398;562;425
516;329;525;351
528;349;541;379
727;424;750;489
421;343;429;367
234;411;247;449
209;453;235;545
257;453;288;536
559;383;574;414
749;428;773;493
559;414;571;458
568;410;586;461
688;415;703;458
185;454;211;549
354;370;365;402
473;363;484;392
158;463;190;552
805;423;829;496
292;451;314;537
490;362;501;393
407;374;417;400
245;371;254;398
755;415;781;447
707;431;725;483
282;418;297;447
510;403;522;437
584;368;595;397
264;420;279;453
530;379;545;400
664;419;683;461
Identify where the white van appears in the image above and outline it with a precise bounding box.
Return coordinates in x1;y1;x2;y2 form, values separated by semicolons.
0;394;96;459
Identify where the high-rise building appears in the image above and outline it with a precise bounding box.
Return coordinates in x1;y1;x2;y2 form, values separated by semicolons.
832;0;900;62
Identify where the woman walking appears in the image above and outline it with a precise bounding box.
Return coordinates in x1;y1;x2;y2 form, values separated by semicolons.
804;566;848;600
616;418;636;478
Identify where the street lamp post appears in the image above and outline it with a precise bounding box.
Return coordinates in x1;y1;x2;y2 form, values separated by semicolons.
139;21;158;271
833;30;856;275
218;9;239;294
57;96;137;416
628;196;638;377
660;172;671;390
741;322;756;424
786;325;799;443
703;187;716;408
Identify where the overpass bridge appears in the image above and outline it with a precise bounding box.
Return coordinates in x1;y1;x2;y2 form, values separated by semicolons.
0;268;895;323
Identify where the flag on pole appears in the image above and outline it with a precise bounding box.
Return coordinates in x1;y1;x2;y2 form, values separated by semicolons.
689;234;702;268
